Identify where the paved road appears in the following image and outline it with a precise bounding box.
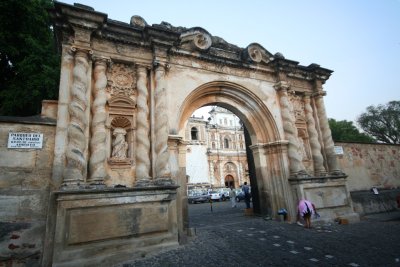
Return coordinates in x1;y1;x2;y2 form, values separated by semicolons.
121;200;400;267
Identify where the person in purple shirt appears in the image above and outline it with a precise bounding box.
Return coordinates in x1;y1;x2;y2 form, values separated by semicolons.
297;199;317;229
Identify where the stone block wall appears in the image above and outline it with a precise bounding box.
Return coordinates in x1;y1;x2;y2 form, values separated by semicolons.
336;142;400;191
0;118;56;266
336;142;400;215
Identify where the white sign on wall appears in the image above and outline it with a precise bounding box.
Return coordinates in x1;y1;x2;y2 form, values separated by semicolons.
8;132;43;149
334;146;344;155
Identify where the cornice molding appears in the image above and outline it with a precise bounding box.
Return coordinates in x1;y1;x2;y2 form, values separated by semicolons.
51;2;333;83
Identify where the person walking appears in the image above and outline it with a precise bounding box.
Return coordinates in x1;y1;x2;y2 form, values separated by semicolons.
242;182;251;209
297;199;316;229
229;185;237;208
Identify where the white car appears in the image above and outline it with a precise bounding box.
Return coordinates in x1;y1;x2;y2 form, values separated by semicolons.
209;191;222;201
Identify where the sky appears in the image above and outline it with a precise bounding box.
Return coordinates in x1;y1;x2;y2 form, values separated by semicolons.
61;0;400;123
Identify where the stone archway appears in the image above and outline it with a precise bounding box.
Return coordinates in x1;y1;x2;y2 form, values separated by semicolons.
178;81;296;219
43;3;357;266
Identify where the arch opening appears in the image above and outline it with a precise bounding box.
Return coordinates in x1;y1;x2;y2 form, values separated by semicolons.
180;81;283;218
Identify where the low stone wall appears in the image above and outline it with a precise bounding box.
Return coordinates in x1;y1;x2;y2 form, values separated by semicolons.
0;116;56;266
351;188;400;215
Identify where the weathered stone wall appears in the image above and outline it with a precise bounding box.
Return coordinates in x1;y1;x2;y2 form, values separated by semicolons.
0;118;56;266
336;142;400;191
336;142;400;215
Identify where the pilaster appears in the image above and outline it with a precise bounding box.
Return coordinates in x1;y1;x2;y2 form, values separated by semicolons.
62;47;92;188
135;64;152;187
88;56;109;186
274;81;308;178
303;93;327;176
153;63;173;185
313;88;344;175
51;45;74;188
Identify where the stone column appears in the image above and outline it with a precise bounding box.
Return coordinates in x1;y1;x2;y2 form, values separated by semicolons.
208;160;214;185
52;46;74;187
304;94;326;176
314;91;343;175
154;64;172;185
274;81;308;178
249;144;273;216
263;140;296;220
135;65;152;187
62;48;91;187
88;57;108;185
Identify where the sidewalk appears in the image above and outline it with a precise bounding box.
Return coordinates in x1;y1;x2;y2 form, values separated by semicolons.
362;210;400;222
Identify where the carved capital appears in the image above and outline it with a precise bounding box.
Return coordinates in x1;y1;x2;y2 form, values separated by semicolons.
274;81;290;92
70;46;93;59
136;64;151;72
92;55;110;66
313;90;327;98
153;61;170;70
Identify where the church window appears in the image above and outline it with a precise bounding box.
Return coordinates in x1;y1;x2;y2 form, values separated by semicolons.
224;137;229;149
191;127;198;140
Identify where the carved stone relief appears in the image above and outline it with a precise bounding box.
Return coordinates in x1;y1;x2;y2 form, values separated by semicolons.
290;93;306;121
107;63;136;98
105;62;137;172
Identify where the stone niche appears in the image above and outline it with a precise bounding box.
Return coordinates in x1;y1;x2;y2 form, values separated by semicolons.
105;62;137;187
51;187;178;267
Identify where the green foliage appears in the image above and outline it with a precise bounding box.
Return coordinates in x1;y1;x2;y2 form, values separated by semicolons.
0;0;59;116
357;101;400;144
328;118;375;143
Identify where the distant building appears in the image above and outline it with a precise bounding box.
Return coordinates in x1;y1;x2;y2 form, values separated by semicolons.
185;107;249;189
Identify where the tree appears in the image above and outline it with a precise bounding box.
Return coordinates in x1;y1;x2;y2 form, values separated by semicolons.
357;101;400;144
328;118;375;143
0;0;59;116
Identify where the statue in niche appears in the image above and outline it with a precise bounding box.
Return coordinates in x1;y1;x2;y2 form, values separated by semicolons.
111;127;128;159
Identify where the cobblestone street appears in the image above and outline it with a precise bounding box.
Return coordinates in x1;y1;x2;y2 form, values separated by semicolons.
121;201;400;267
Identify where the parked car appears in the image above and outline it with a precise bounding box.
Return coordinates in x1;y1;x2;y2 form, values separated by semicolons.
188;193;210;204
209;191;223;201
235;191;252;202
217;188;230;200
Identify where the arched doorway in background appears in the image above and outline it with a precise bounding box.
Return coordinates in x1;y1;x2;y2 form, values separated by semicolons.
224;175;234;187
178;81;294;219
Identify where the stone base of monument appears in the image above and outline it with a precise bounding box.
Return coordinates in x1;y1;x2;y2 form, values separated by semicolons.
244;208;254;216
49;186;179;267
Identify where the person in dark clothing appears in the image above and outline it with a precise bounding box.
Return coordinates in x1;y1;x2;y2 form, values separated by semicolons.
242;182;251;209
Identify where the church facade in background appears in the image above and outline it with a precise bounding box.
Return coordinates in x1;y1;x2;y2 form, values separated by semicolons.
186;107;249;190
